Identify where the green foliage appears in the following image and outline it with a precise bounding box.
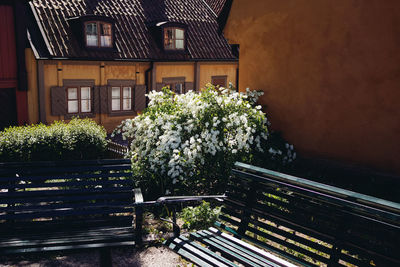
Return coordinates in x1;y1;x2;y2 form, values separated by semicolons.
180;201;221;230
0;118;107;162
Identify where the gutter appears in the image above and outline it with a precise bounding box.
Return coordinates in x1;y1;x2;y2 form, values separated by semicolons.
33;57;238;63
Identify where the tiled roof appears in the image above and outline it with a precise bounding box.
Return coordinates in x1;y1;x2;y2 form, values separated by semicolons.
204;0;227;16
29;0;236;61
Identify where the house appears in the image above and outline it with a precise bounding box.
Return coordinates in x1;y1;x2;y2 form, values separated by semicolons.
215;0;400;175
0;0;29;130
26;0;238;132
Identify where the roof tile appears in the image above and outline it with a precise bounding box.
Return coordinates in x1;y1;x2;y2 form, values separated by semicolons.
29;0;236;61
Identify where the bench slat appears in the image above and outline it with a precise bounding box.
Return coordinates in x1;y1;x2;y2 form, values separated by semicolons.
200;229;283;267
165;237;215;267
190;231;265;267
0;201;131;213
0;217;132;234
0;192;132;205
208;227;298;267
0;164;132;177
177;235;239;267
0;179;133;190
0;188;133;199
0;171;132;183
0;241;135;255
0;228;134;248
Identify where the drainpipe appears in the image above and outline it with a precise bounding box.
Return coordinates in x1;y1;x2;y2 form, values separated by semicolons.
145;62;153;107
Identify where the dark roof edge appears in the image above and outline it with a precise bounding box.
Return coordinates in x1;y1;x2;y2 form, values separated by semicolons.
29;1;54;56
34;58;238;62
217;0;233;32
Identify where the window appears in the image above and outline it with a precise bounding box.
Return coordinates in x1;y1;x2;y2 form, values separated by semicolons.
111;86;133;111
67;87;91;114
85;21;112;48
164;82;184;94
107;80;136;115
162;77;185;94
211;76;228;88
164;27;185;50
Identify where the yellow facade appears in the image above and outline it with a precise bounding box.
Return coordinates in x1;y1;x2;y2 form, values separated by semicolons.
199;63;237;89
155;61;238;90
25;48;237;132
156;63;195;83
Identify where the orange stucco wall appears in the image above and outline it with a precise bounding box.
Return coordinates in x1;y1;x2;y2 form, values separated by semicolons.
224;0;400;174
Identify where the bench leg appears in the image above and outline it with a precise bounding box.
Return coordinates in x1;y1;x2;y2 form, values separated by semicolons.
99;248;112;267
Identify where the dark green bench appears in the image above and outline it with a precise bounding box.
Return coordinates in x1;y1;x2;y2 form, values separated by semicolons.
0;159;141;266
161;162;400;266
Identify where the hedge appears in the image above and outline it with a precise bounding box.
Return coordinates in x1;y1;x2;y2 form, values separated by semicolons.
0;118;107;162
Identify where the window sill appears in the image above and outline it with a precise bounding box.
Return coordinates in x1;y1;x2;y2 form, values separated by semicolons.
108;110;136;117
65;113;96;119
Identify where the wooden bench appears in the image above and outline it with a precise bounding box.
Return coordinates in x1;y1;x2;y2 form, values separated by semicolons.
162;162;400;266
0;159;141;266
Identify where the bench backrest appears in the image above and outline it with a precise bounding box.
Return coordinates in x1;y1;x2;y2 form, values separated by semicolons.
0;159;134;235
218;162;400;267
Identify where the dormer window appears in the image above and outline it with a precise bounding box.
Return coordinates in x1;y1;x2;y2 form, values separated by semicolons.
164;27;185;50
85;21;112;48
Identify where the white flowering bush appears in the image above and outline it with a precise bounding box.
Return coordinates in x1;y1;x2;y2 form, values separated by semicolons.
115;84;294;197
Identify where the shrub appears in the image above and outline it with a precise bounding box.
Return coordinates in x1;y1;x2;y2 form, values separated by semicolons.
0;118;107;162
252;131;296;171
115;84;295;198
180;201;221;231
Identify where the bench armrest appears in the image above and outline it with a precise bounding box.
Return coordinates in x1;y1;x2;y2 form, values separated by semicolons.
132;191;226;207
156;194;226;204
134;188;144;204
133;189;226;239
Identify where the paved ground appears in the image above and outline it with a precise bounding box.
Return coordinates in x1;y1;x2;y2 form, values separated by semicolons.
0;246;183;267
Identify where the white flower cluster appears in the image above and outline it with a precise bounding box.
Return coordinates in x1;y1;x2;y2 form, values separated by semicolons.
268;143;296;164
245;88;264;105
118;86;270;184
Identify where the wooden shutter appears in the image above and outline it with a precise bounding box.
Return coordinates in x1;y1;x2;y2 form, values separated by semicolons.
99;86;108;114
184;82;194;92
50;86;66;116
135;85;146;112
93;86;101;114
156;83;164;92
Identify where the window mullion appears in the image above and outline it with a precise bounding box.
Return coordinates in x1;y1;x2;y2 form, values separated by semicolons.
97;22;100;47
173;28;176;49
77;87;81;114
120;87;123;111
